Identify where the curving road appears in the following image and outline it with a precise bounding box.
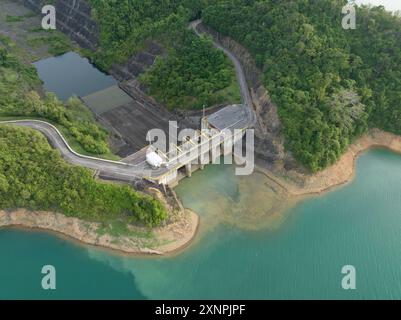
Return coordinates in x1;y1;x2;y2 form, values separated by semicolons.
190;19;257;127
0;120;149;181
0;22;256;184
0;110;251;183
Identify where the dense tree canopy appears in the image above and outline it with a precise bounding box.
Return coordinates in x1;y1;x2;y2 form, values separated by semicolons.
203;0;401;171
89;0;240;109
88;0;401;170
0;36;111;156
89;0;219;66
140;31;238;109
0;35;167;227
0;125;167;227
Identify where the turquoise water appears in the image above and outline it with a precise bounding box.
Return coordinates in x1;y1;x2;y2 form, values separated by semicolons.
2;149;401;299
33;52;116;101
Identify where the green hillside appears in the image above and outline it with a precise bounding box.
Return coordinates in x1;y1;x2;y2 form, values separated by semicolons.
89;0;240;109
0;36;167;227
0;125;167;227
0;36;112;156
203;0;401;172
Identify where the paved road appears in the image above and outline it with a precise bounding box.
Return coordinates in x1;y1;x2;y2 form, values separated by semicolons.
190;20;257;128
0;120;148;182
0;22;256;184
0;109;251;183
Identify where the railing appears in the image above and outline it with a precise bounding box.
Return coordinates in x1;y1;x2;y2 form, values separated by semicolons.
0;119;135;168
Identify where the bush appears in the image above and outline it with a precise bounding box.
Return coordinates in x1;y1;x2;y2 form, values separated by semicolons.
0;126;168;227
203;0;401;171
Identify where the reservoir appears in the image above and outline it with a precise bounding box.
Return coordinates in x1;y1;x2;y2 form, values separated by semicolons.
1;149;401;299
33;51;116;101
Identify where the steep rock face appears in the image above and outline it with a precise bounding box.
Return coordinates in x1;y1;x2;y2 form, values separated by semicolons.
19;0;163;83
19;0;292;169
110;40;165;81
19;0;194;129
21;0;98;50
197;23;293;170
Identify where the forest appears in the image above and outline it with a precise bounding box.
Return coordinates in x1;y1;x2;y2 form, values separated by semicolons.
139;30;239;109
0;35;167;227
3;0;400;177
89;0;240;109
0;125;167;227
0;35;111;156
203;0;401;171
87;0;401;171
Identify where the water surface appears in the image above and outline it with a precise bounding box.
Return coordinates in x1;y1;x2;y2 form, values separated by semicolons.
2;149;401;299
33;52;116;101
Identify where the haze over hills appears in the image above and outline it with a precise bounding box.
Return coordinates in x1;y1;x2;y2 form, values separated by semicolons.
356;0;401;12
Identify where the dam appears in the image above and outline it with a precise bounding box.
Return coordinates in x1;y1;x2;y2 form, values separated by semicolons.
3;5;257;189
3;45;254;188
0;103;253;187
127;103;254;186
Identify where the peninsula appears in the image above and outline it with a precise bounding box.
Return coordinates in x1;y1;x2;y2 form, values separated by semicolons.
1;0;400;255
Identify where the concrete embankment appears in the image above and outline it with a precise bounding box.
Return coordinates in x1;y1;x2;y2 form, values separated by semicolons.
191;21;401;197
192;21;290;173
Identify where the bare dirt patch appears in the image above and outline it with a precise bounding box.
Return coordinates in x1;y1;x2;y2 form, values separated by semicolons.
258;129;401;196
0;0;71;62
0;208;199;255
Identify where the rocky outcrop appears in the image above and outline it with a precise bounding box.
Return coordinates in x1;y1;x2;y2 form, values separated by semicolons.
19;0;292;170
21;0;99;50
19;0;164;87
196;23;291;171
110;40;166;81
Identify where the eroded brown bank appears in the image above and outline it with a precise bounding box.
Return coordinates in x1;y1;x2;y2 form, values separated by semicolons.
0;209;198;255
260;129;401;196
1;129;401;255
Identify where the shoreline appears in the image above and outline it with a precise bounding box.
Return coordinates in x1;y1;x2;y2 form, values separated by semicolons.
1;129;401;256
257;129;401;196
0;209;199;256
